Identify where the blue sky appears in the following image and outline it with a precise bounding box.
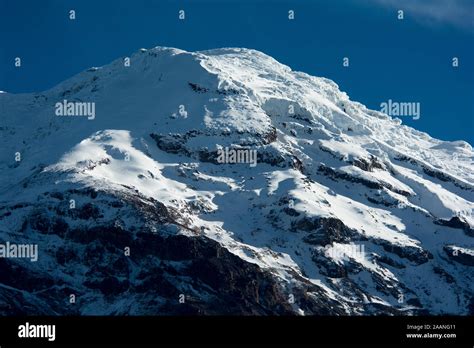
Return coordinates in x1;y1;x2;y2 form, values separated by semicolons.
1;0;473;144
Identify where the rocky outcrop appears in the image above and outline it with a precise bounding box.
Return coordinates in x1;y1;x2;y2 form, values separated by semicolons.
0;188;349;315
293;217;355;246
352;156;385;172
318;164;411;197
444;245;474;266
435;216;474;237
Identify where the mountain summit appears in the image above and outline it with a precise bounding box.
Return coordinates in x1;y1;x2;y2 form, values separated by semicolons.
0;46;473;315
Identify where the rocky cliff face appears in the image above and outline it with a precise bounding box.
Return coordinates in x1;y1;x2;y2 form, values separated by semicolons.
0;46;472;315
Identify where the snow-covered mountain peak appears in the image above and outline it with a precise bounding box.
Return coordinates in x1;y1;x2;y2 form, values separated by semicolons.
0;46;473;315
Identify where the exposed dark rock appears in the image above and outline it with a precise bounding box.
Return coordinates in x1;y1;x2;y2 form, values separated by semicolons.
74;203;102;220
67;225;134;247
352;156;384;172
317;259;347;278
406;298;423;307
84;276;130;296
50;191;64;200
283;207;300;217
468;297;474;315
444;245;474;266
66;187;100;199
186;245;294;314
372;272;399;298
150;133;189;155
318;164;411;197
262;127;277;144
29;210;51;233
294;217;355;246
51;218;69;237
55;246;79;265
0;258;55;292
0;287;60;315
436;216;474;237
197;148;219;164
216;87;240;95
257;150;286;167
375;254;406;269
188;82;209;93
291;155;304;172
367;196;394;207
433;266;456;283
377;241;432;265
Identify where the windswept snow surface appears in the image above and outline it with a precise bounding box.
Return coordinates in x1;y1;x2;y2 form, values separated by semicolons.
0;46;473;315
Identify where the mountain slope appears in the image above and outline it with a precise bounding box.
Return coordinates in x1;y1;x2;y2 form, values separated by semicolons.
0;46;473;315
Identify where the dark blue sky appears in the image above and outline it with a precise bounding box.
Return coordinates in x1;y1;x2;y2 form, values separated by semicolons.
1;0;473;144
